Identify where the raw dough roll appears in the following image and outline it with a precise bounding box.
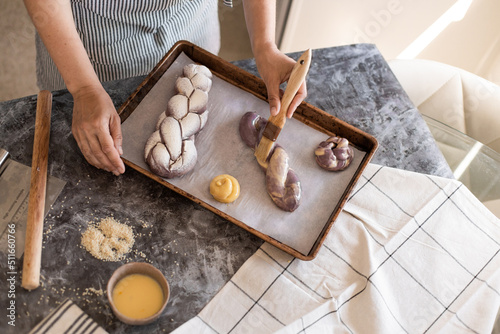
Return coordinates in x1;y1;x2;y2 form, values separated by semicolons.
144;64;212;178
210;174;240;203
239;111;301;212
314;136;354;171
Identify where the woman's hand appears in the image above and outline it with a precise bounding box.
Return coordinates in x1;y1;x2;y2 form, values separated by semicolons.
71;85;125;175
241;0;307;118
23;0;124;175
254;44;308;118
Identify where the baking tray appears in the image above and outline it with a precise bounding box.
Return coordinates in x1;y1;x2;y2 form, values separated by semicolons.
118;41;378;261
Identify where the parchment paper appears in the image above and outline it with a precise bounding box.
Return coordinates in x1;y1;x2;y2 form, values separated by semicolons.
121;53;366;255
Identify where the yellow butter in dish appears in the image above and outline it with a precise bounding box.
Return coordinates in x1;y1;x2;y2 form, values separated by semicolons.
112;274;164;319
210;174;240;203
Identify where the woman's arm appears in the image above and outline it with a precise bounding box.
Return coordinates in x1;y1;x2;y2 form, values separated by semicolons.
242;0;307;118
24;0;125;175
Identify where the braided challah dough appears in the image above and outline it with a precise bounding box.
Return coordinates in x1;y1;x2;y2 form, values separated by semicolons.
239;111;301;212
144;64;212;178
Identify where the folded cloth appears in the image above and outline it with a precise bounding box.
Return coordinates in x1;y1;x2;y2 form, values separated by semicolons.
173;164;500;334
29;299;107;334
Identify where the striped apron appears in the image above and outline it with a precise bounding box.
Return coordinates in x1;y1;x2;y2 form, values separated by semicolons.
36;0;221;91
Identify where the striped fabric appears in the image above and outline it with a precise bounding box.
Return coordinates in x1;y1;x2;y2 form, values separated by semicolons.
36;0;221;91
29;299;107;334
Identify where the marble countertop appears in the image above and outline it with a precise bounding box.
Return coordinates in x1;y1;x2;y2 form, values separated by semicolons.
0;44;452;334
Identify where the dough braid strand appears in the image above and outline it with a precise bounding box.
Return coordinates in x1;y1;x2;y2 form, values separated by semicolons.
239;111;301;212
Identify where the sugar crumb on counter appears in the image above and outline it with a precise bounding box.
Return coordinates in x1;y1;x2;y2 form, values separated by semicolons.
81;216;135;262
140;220;152;228
82;287;105;297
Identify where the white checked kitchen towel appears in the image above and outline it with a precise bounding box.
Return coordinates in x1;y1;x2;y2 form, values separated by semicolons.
173;164;500;334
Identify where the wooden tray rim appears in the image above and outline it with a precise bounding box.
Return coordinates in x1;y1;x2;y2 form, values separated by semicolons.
117;40;378;261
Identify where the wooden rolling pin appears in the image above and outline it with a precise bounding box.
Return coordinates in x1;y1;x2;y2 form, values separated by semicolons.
22;90;52;290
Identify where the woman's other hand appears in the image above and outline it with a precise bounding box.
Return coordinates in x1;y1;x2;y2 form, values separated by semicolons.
71;85;125;175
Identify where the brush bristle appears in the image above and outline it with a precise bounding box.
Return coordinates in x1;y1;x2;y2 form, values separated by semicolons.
254;136;273;164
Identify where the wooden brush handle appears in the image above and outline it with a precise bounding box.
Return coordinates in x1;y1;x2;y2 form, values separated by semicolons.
22;90;52;290
268;49;312;129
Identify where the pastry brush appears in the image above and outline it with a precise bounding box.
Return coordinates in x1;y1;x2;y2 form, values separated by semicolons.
254;49;312;167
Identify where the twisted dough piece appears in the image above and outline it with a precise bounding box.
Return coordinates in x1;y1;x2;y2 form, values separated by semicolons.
314;136;354;171
239;111;301;212
144;64;212;178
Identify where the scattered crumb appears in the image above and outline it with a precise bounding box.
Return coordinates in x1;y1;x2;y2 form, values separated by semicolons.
81;217;135;261
83;287;104;297
140;220;152;228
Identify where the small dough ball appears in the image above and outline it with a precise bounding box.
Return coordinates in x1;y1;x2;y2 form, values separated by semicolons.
210;174;240;203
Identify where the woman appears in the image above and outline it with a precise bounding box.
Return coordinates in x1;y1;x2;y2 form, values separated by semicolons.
23;0;307;175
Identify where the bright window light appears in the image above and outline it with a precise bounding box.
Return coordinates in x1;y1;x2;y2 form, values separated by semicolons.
397;0;474;59
453;141;483;179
